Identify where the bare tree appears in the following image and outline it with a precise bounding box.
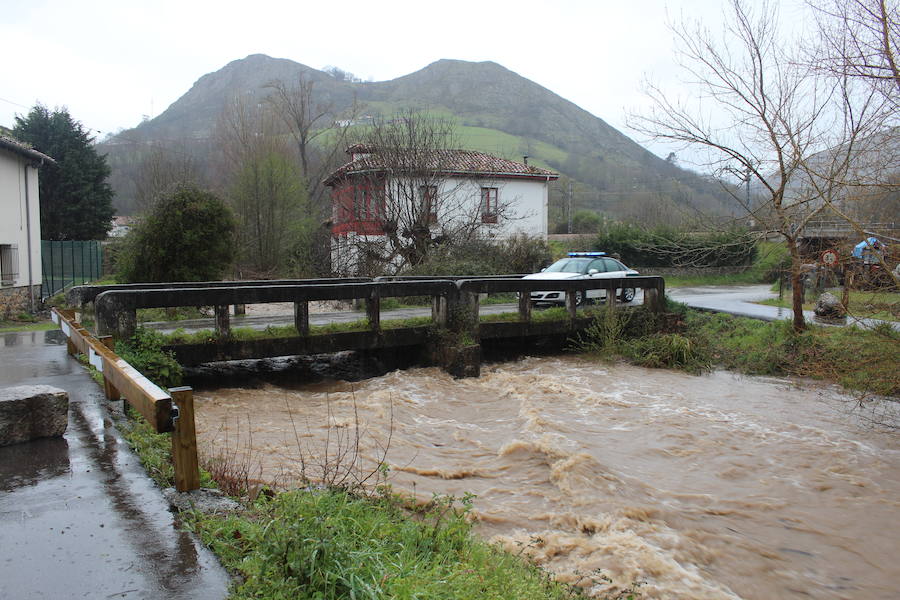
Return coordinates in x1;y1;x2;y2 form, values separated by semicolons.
264;75;356;205
132;146;199;213
810;0;900;103
630;0;894;330
330;110;527;274
216;98;314;276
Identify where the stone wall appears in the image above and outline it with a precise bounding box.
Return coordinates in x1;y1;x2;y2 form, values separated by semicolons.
0;284;41;319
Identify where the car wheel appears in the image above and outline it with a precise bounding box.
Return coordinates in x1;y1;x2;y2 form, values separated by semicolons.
620;287;636;303
574;290;585;306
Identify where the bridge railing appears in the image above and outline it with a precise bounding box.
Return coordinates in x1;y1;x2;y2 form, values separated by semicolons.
51;307;200;492
456;276;666;324
90;276;666;341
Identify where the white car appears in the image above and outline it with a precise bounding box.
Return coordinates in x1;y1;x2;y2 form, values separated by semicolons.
523;252;639;306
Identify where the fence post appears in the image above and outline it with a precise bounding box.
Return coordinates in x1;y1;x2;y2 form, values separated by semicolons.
169;387;200;492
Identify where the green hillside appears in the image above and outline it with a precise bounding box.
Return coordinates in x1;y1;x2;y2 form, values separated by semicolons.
101;54;737;224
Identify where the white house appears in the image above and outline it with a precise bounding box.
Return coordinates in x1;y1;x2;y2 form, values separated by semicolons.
0;136;54;315
324;145;558;274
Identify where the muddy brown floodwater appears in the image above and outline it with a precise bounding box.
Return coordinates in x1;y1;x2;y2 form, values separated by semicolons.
193;357;900;599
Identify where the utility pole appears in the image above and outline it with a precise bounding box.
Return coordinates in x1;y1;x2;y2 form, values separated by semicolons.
567;180;574;234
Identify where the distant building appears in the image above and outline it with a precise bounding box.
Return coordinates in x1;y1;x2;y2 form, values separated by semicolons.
109;215;137;238
324;145;558;273
0;136;54;315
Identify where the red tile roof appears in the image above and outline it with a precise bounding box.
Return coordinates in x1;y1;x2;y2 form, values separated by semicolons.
324;147;558;186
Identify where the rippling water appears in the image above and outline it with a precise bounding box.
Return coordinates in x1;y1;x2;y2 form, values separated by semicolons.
194;357;900;599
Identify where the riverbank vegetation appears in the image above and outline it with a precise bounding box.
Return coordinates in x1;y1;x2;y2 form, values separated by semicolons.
577;302;899;397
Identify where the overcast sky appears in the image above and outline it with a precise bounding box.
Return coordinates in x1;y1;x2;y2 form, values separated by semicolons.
2;0;810;160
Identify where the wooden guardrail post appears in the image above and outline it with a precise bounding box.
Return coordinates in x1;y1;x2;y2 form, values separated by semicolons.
294;301;309;336
98;335;120;401
169;387;201;492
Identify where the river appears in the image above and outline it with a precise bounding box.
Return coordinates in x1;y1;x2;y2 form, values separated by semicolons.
192;357;900;599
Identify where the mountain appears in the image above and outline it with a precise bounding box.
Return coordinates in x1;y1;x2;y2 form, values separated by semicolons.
101;54;736;223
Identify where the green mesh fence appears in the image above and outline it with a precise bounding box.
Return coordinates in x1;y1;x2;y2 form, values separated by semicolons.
41;240;104;298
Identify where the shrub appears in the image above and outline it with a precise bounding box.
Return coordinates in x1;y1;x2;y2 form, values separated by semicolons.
117;185;236;283
115;327;183;388
404;234;552;276
593;223;757;268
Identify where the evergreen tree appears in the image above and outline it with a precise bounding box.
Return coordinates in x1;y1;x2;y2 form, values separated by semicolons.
117;185;236;283
13;105;115;240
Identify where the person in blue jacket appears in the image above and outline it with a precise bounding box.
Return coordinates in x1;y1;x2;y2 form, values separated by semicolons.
852;237;884;264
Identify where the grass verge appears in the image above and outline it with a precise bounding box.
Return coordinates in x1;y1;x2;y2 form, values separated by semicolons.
575;300;899;397
756;290;899;322
184;489;595;600
0;320;57;333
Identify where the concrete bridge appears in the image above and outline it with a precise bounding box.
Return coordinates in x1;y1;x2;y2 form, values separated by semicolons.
70;276;666;378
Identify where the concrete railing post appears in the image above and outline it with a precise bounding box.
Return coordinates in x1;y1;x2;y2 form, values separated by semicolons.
214;305;231;339
366;290;381;331
294;301;309;336
96;297;136;340
518;290;532;322
565;290;578;322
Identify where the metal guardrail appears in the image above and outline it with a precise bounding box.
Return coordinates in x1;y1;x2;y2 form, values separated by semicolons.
51;307;200;492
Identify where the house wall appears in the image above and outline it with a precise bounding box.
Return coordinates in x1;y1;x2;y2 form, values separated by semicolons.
330;174;551;274
0;150;42;298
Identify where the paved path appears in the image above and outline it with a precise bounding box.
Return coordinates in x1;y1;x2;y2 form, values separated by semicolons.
668;284;899;330
0;329;229;600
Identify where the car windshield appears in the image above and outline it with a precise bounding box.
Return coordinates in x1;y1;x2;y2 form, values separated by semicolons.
544;258;591;274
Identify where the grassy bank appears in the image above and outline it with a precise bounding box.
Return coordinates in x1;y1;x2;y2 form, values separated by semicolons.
756;290;899;322
186;489;592;600
576;302;899;397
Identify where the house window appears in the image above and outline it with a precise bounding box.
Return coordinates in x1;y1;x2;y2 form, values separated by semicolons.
353;183;385;221
0;245;18;286
419;186;438;223
481;187;498;223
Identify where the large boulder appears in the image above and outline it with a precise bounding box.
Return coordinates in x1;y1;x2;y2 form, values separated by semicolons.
0;385;69;446
814;292;846;319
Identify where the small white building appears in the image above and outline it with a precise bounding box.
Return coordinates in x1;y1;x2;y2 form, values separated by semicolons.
0;136;54;315
325;145;558;274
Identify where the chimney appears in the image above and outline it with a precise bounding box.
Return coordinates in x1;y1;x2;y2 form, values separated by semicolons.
523;155;529;166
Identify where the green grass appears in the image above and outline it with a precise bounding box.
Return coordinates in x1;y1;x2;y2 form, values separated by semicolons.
756;290;899;322
684;309;899;395
572;301;899;396
138;306;209;322
118;408;217;489
185;488;588;600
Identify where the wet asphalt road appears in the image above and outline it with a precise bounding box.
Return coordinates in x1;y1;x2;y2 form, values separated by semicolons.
0;329;229;600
